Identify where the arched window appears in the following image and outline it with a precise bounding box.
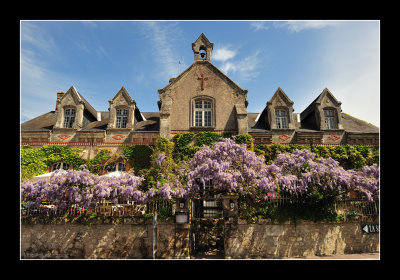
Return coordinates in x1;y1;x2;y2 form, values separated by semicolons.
51;162;70;172
105;162;126;173
324;109;337;129
194;100;212;127
63;108;76;128
116;108;129;128
275;109;288;129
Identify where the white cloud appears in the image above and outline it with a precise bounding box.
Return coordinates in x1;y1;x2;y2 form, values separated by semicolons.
95;45;109;58
250;21;270;31
21;21;55;54
316;22;379;126
219;50;262;82
139;21;184;80
21;22;82;122
213;47;237;62
274;20;341;32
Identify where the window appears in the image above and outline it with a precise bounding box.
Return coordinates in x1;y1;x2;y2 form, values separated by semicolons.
105;162;126;173
116;109;128;128
63;108;75;128
51;162;70;172
194;100;212;127
324;109;337;129
275;109;288;129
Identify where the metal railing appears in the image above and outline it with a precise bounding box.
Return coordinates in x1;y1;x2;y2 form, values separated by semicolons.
21;199;175;218
267;196;379;216
146;199;174;215
192;198;223;219
334;198;379;216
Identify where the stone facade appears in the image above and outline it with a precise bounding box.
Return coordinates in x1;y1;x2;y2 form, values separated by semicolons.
21;33;379;167
158;34;248;138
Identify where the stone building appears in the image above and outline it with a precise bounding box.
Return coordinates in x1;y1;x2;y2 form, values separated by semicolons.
21;33;379;165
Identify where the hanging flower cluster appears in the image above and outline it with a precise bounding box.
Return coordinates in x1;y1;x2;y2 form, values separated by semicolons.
20;168;146;210
187;138;276;198
21;139;380;210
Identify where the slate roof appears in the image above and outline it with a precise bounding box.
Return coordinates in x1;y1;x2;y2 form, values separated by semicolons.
341;113;379;133
21;111;160;132
22;109;378;135
20;111;56;132
248;112;378;134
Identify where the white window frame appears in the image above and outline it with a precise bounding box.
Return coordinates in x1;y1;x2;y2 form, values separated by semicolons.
193;100;212;127
275;109;288;129
324;109;337;129
63;108;76;128
116;108;129;128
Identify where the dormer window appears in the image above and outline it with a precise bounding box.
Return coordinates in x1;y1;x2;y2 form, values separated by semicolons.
275;109;288;129
194;100;212;127
116;109;128;128
324;109;337;129
63;108;76;128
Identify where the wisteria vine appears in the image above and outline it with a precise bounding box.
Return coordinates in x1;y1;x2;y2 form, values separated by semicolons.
21;138;379;211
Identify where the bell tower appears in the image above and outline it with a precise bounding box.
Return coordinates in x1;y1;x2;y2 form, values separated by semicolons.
192;33;213;62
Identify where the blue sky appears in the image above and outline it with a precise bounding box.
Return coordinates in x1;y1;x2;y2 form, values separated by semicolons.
21;20;380;126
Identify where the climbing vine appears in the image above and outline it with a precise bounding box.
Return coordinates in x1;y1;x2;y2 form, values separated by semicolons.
121;145;153;173
171;132;253;162
20;145;86;181
255;143;379;170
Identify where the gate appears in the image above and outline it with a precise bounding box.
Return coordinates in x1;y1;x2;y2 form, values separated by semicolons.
190;180;225;258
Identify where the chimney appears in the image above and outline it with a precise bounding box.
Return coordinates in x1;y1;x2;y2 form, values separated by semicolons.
55;92;64;112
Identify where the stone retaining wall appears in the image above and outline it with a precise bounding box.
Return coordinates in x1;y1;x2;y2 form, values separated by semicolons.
224;220;379;259
20;222;190;259
21;220;378;259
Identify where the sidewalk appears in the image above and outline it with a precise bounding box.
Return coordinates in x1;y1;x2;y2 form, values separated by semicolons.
281;252;379;260
191;252;380;260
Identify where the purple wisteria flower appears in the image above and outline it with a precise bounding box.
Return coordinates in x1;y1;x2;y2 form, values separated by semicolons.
156;153;166;166
20;140;380;208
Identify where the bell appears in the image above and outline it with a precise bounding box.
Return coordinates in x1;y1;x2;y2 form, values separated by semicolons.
200;52;206;59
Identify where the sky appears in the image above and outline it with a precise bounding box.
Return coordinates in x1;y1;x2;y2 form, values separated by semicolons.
20;20;380;126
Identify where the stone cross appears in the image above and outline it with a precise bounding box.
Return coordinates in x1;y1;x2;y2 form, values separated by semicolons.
197;73;208;90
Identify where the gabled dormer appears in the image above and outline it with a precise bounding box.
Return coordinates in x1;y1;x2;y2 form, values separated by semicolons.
107;86;137;131
259;87;295;130
300;88;344;131
53;86;98;131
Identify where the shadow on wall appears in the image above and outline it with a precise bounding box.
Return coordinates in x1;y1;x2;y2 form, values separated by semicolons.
224;222;379;259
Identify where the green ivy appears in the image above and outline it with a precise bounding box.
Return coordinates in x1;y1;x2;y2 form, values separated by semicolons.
121;145;153;173
173;133;199;161
238;194;338;224
255;143;378;170
171;132;255;162
195;131;224;147
154;137;174;158
87;149;112;174
234;134;254;151
20;145;86;181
